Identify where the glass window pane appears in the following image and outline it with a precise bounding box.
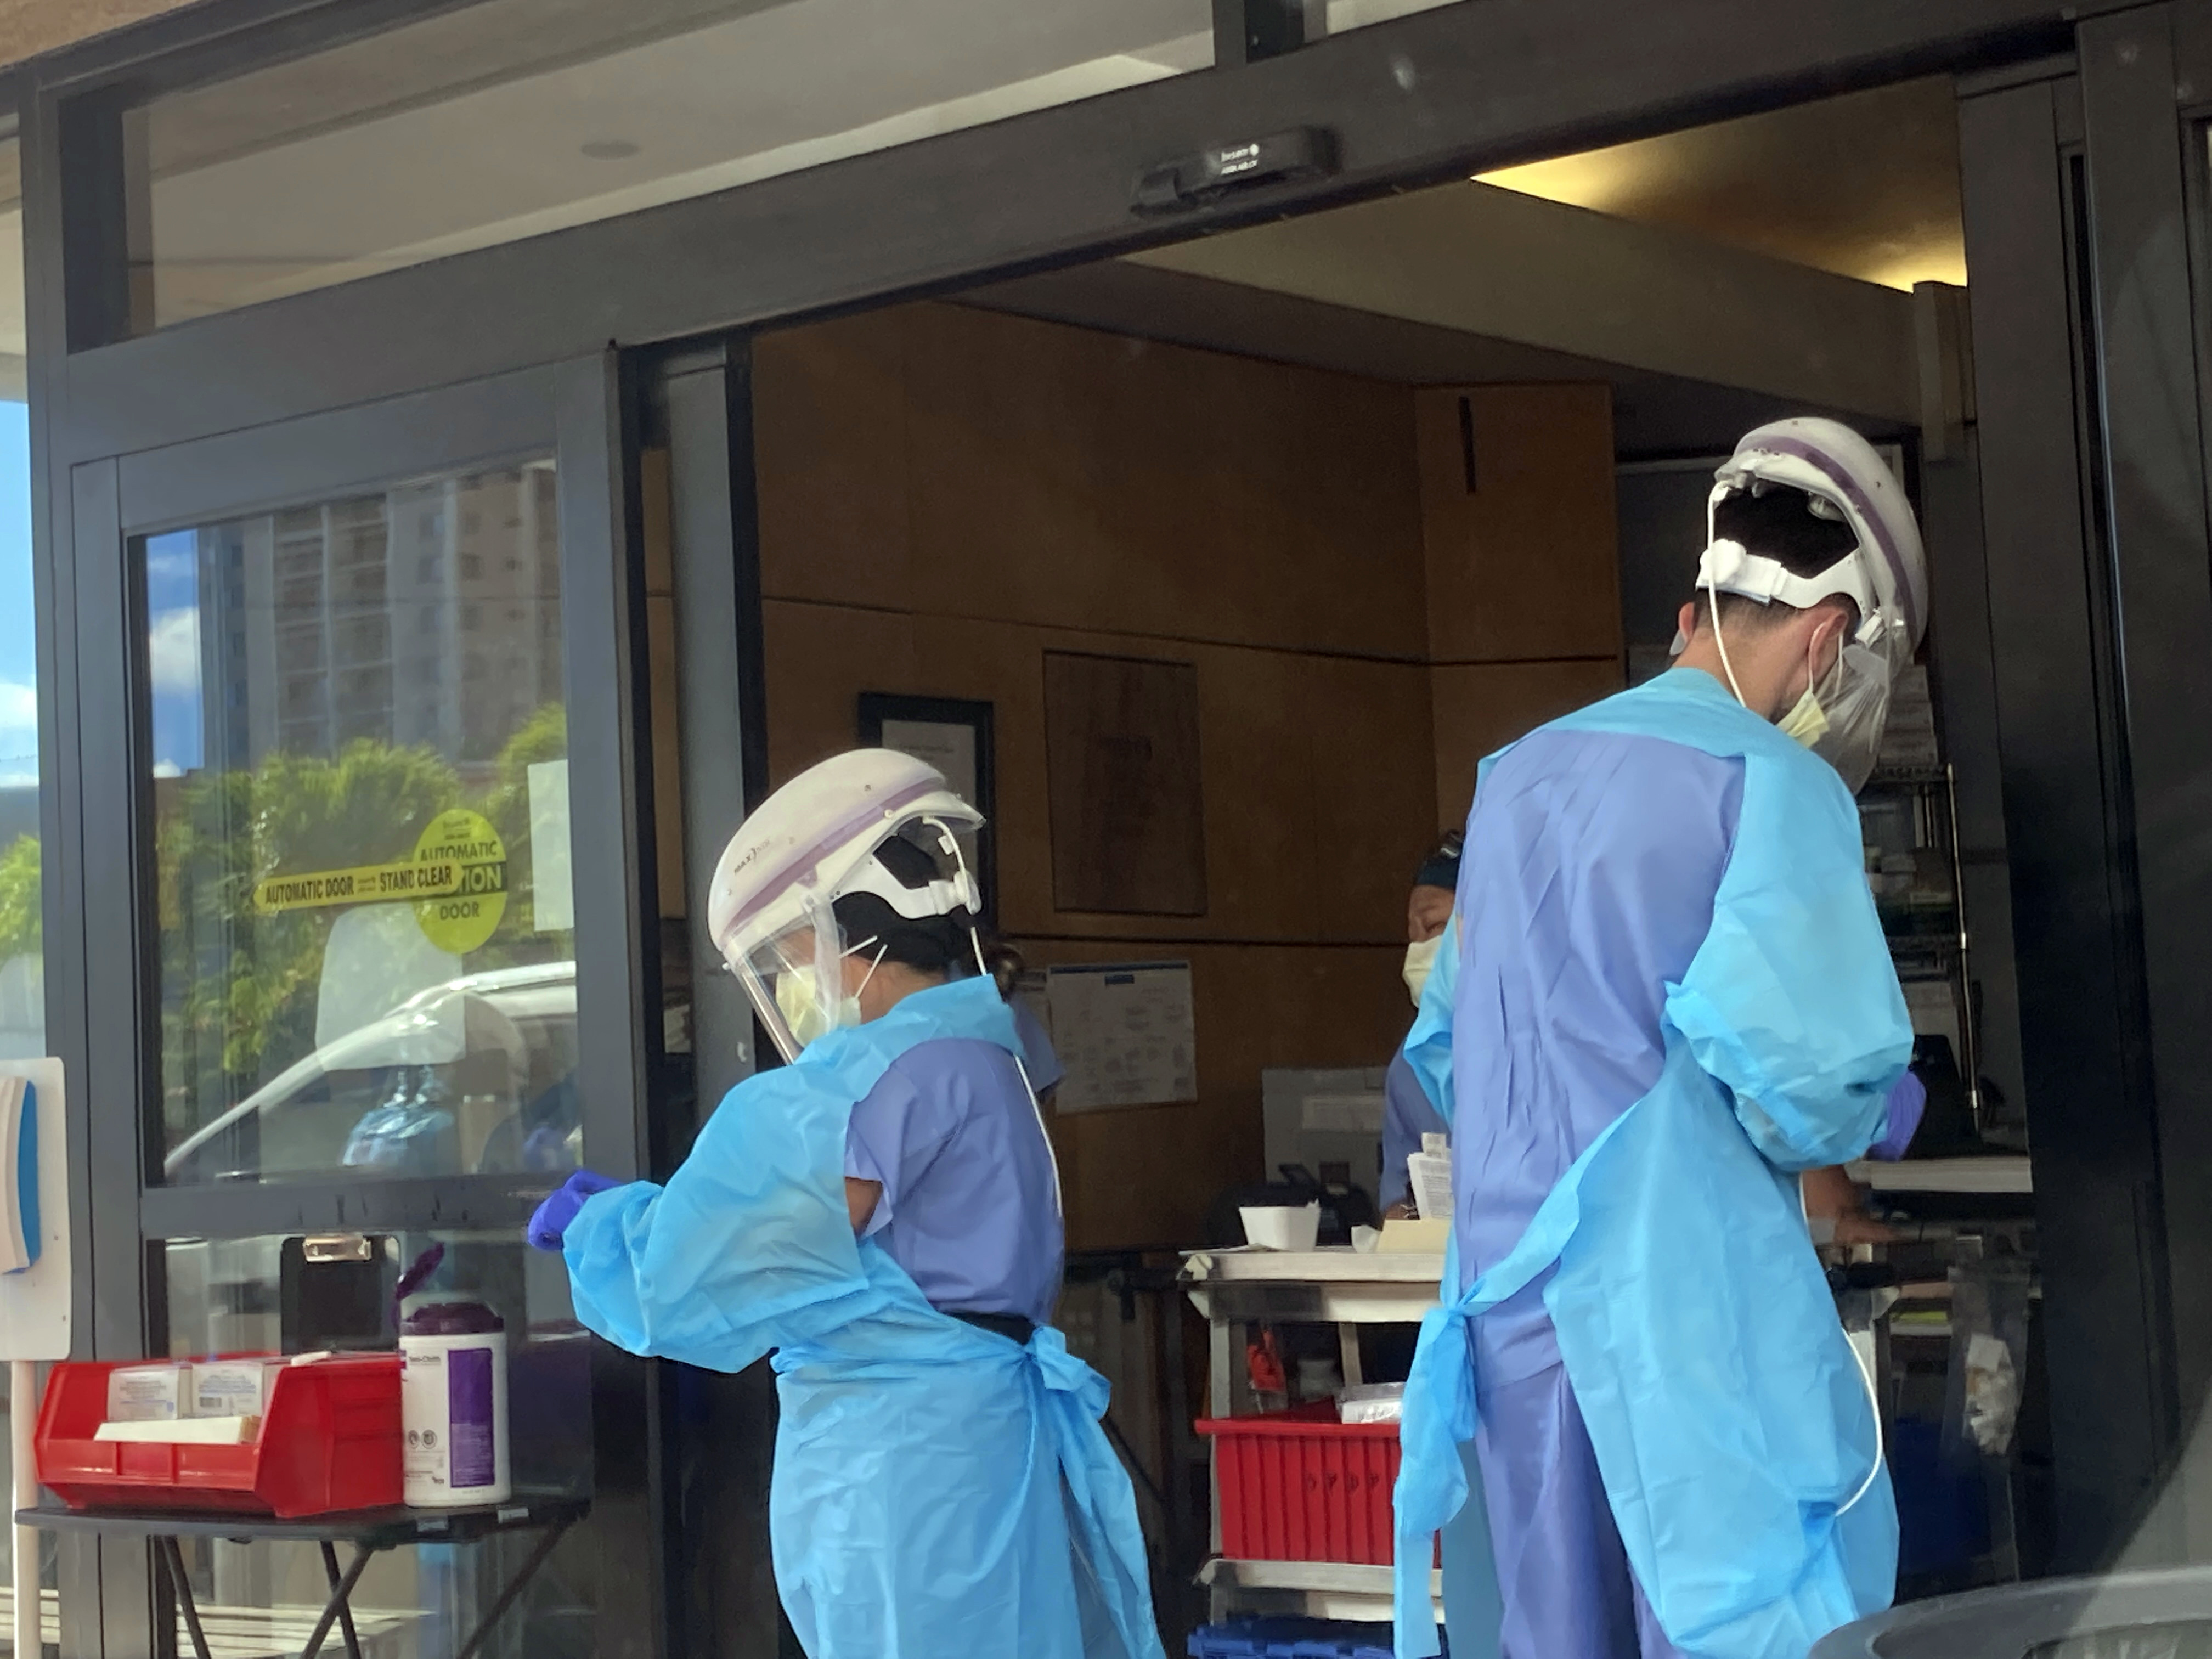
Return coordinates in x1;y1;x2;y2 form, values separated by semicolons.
0;131;44;1659
161;1233;595;1658
148;462;580;1186
124;0;1214;332
1;133;38;1060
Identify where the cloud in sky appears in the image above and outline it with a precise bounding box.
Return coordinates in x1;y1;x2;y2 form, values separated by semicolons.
147;607;202;696
0;680;34;764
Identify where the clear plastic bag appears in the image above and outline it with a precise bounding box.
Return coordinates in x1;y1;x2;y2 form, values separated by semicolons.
1946;1254;2032;1459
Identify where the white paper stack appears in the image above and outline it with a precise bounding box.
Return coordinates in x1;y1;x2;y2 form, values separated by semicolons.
1408;1133;1453;1223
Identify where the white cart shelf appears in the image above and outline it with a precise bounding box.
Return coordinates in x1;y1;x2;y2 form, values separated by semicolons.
1181;1246;1447;1624
1197;1558;1441;1623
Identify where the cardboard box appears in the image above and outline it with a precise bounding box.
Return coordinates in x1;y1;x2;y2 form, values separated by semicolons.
105;1364;191;1423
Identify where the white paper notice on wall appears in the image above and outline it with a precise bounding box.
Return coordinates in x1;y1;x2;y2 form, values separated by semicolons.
528;760;574;934
0;1059;71;1361
1045;962;1197;1114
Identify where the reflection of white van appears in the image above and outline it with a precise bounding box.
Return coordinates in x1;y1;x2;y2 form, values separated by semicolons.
163;960;578;1184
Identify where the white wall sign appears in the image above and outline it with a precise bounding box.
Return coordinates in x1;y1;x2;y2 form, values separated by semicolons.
1045;962;1197;1114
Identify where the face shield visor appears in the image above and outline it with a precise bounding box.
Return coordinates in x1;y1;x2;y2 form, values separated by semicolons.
731;885;889;1064
1793;603;1915;793
1698;419;1928;793
721;812;983;1065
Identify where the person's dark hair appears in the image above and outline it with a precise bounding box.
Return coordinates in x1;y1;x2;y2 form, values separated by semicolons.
1692;484;1861;634
832;830;1020;997
1412;830;1464;895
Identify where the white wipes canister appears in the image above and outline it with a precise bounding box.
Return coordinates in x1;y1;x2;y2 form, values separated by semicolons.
400;1299;511;1508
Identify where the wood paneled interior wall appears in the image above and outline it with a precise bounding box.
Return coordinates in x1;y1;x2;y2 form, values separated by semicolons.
1418;385;1627;826
752;301;1621;1246
0;0;194;66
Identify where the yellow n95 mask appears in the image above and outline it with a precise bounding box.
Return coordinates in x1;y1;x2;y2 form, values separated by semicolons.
1402;935;1443;1007
775;969;861;1052
1779;684;1830;748
774;936;884;1052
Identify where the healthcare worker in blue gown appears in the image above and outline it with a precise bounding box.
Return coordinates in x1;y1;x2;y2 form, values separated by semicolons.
1383;831;1462;1216
1393;418;1931;1659
527;748;1163;1659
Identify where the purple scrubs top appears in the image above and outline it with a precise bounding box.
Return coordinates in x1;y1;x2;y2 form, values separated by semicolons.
1383;1049;1450;1209
844;1035;1064;1328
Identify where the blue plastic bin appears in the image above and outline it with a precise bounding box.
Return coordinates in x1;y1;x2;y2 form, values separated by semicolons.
1188;1618;1418;1658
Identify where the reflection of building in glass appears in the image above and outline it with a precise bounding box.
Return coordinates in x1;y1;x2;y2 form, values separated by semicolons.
197;462;561;778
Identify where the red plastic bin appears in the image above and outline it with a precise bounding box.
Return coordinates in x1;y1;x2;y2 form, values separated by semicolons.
1197;1403;1408;1566
35;1355;403;1518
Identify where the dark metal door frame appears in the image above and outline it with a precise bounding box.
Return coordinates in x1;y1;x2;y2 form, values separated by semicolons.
1960;1;2212;1572
9;0;2196;1651
50;356;666;1658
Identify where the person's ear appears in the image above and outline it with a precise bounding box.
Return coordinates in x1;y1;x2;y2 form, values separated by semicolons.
1678;600;1700;639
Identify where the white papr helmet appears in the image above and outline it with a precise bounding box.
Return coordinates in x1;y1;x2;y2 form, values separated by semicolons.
707;749;983;1063
1698;417;1929;789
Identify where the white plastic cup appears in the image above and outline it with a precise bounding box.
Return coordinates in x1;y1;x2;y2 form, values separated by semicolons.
1239;1201;1322;1251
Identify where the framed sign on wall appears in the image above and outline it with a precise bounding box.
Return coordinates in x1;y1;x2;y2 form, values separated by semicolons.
856;693;997;923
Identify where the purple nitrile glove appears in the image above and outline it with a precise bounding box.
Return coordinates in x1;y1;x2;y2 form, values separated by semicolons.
527;1170;623;1252
1868;1071;1927;1163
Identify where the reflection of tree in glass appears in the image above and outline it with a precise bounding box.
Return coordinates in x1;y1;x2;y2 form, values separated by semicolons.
159;706;569;1138
0;836;38;960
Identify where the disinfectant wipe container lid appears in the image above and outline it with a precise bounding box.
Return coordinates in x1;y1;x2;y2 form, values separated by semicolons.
400;1300;504;1336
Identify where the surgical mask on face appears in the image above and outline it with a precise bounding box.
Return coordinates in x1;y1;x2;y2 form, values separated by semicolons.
775;968;859;1051
1808;640;1897;793
1778;685;1830;747
1778;631;1836;749
1402;935;1443;1007
773;941;883;1051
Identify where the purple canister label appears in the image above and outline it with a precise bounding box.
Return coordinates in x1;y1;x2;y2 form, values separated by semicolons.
446;1345;496;1489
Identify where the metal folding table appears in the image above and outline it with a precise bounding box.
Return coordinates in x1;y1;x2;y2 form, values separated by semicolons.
19;1493;586;1659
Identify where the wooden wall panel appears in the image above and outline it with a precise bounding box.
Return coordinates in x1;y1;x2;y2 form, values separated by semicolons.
1304;654;1440;939
1017;936;1407;1250
1418;382;1623;664
751;304;1626;1249
763;601;1428;948
754;308;913;611
761;600;922;782
0;0;194;65
1043;652;1208;916
1430;658;1627;830
900;303;1427;657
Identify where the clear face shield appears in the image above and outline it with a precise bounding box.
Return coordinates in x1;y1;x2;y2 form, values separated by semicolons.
1795;610;1911;794
733;885;888;1064
1699;480;1915;795
729;817;978;1064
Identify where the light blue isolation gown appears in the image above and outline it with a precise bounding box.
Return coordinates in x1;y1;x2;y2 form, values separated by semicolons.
1394;668;1916;1659
562;974;1163;1659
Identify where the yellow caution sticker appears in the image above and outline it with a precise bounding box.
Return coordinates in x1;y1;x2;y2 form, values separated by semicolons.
253;857;464;914
411;809;508;955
